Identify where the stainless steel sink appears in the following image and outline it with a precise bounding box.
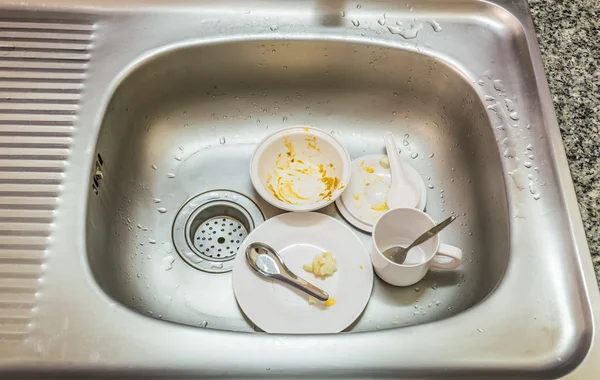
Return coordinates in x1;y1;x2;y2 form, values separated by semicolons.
1;0;599;378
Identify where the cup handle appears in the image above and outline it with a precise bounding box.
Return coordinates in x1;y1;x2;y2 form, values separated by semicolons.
430;243;462;270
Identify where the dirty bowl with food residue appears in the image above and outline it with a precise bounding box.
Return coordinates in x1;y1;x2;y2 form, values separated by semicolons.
250;126;351;212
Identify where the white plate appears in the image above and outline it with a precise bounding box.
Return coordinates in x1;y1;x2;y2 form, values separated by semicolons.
232;212;373;334
335;154;427;233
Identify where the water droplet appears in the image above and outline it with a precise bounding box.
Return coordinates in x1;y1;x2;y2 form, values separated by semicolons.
404;133;410;139
378;19;386;25
427;20;442;32
484;95;495;101
219;136;226;144
199;320;208;328
167;173;176;178
477;328;483;332
162;255;175;271
340;10;345;17
137;224;142;229
411;152;419;159
387;23;423;39
509;112;519;121
136;273;141;278
153;198;161;203
429;153;434;158
174;156;182;161
505;98;516;112
157;207;167;213
527;143;533;150
402;140;409;146
151;164;157;170
493;80;505;92
428;184;434;189
210;262;224;269
524;161;532;168
351;20;360;27
414;287;420;292
270;25;279;31
529;179;540;200
148;238;156;244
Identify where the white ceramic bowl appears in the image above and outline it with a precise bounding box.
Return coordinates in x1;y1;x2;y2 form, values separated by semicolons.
250;126;351;212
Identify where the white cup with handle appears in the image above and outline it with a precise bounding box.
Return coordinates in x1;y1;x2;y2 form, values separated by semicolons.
371;208;462;286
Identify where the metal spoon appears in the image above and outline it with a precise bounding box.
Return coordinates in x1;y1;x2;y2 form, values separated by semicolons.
245;242;329;301
384;215;457;264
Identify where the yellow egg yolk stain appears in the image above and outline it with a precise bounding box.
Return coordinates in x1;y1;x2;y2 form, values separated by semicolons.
266;137;341;204
371;201;388;212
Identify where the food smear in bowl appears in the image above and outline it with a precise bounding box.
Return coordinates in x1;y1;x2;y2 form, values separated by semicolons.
266;136;342;205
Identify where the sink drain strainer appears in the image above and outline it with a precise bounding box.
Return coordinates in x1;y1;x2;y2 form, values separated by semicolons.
172;190;264;273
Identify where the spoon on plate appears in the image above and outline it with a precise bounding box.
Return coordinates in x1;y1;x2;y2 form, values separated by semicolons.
384;132;420;209
384;215;457;264
245;242;329;301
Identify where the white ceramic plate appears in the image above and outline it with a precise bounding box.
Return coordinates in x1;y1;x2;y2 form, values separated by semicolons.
232;212;373;334
335;154;427;233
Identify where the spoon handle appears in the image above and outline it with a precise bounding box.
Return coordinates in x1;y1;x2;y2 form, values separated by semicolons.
405;215;457;251
277;272;329;301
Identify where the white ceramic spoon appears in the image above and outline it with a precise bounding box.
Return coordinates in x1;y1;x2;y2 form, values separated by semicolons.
383;132;420;209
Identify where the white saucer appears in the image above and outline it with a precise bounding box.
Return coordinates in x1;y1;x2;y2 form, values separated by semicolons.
232;212;373;334
335;154;427;233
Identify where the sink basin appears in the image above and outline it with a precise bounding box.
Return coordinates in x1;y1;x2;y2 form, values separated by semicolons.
87;39;508;332
0;0;599;378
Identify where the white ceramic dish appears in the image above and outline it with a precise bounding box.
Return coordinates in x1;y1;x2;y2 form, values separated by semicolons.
335;154;427;232
250;126;351;212
232;212;373;334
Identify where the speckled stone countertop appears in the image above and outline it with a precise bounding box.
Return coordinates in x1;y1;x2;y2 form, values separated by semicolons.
528;0;600;285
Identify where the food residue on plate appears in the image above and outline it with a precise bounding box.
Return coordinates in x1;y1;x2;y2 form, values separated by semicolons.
265;136;341;205
379;156;390;169
370;201;388;212
307;296;336;307
303;251;337;277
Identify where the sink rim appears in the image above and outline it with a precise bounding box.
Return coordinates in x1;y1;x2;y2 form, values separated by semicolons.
7;0;596;377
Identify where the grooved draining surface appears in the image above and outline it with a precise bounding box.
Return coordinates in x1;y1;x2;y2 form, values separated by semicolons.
0;18;93;343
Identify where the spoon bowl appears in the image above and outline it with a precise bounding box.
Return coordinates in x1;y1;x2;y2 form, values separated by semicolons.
245;242;329;301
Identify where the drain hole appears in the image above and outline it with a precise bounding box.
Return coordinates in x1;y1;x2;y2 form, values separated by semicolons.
173;193;263;274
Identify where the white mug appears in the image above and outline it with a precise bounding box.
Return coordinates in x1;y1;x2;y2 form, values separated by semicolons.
371;208;462;286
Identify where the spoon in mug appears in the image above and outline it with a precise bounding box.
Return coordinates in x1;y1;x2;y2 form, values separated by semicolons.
384;215;457;264
246;242;329;301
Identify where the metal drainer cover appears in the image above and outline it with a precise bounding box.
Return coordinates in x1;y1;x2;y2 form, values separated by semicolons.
193;216;247;259
172;190;264;273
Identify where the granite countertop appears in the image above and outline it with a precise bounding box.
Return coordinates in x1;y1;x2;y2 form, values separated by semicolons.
528;0;600;285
